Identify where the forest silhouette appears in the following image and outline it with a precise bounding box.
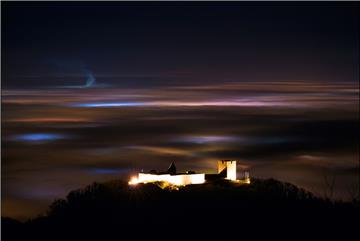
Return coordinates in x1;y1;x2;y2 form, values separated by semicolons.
2;178;359;240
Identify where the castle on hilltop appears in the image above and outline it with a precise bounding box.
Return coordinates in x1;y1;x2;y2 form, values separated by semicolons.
129;160;250;186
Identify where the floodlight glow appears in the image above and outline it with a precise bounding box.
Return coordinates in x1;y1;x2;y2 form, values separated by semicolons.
128;176;140;185
136;173;205;186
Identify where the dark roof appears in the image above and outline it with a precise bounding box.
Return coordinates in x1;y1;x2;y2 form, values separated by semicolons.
220;160;235;162
168;162;176;175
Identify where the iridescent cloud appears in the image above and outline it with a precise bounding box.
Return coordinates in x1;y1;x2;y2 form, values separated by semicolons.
3;81;358;110
11;133;67;142
8;118;90;123
125;146;191;156
85;168;131;175
174;135;241;144
72;102;145;107
2;80;358;220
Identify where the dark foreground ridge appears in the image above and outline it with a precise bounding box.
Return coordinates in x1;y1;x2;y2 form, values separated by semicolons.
2;178;359;241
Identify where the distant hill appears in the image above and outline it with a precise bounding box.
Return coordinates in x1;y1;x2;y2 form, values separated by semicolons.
2;178;359;241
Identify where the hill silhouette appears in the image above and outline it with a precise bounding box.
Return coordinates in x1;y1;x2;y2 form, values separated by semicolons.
2;178;359;241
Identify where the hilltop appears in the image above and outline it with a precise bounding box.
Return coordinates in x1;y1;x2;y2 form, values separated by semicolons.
2;178;359;241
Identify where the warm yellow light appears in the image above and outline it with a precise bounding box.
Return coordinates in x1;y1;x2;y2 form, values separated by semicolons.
137;173;205;186
128;176;139;185
234;178;251;184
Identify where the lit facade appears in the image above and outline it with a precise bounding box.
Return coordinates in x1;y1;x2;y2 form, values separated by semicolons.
217;160;237;181
129;160;249;186
137;173;205;186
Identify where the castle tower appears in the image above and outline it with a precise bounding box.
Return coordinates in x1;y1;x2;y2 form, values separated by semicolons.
217;160;236;181
244;171;250;184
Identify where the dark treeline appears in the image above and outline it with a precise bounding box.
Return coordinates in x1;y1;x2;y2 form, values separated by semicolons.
2;178;359;241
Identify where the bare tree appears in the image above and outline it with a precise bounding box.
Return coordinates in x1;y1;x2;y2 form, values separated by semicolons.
322;168;336;200
347;182;360;202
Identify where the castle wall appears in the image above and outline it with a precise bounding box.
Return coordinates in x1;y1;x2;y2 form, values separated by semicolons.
138;173;205;185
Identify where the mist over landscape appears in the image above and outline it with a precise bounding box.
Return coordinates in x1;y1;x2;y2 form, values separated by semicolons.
2;80;359;219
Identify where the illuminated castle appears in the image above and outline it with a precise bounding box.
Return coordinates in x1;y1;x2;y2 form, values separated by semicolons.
129;160;250;186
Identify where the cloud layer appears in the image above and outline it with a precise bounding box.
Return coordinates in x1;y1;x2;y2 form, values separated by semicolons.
2;81;359;220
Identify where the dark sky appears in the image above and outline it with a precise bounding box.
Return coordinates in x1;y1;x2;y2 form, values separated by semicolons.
2;2;359;88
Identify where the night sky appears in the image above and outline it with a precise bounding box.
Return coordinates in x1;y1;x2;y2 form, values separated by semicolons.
2;2;359;220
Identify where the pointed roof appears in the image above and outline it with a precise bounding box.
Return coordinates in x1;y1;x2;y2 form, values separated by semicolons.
168;162;177;175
